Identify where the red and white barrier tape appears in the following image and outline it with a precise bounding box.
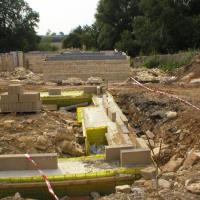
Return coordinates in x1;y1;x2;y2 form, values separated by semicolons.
25;154;59;200
130;77;200;111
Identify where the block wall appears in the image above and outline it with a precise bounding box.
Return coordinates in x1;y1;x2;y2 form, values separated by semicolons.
43;59;131;82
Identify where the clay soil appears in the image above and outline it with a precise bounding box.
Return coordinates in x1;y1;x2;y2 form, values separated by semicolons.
105;82;200;200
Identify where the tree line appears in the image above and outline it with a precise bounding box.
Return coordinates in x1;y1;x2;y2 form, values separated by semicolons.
63;0;200;56
1;0;200;56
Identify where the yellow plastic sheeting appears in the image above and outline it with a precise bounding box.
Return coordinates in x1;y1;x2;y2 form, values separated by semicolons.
86;126;107;145
40;91;84;98
77;107;84;123
0;168;140;184
41;93;92;107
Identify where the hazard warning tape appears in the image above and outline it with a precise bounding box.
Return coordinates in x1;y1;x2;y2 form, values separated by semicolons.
130;77;200;111
25;154;59;200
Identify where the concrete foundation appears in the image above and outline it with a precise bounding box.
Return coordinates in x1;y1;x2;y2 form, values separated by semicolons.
0;154;58;171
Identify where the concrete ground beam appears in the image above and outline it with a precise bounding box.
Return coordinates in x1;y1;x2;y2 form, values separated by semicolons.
0;153;58;171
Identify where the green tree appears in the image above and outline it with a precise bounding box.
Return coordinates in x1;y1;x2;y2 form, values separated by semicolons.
95;0;140;50
62;25;99;50
133;0;200;54
0;0;40;52
38;36;58;51
62;26;83;49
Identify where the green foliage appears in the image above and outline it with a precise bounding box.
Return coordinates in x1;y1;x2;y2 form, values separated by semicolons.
62;25;98;50
70;0;200;59
38;36;58;51
0;0;39;52
144;56;160;68
144;50;198;71
95;0;140;50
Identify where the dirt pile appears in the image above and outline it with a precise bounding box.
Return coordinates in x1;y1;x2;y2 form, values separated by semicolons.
0;67;43;85
0;193;36;200
109;85;200;199
132;68;175;83
0;111;84;157
115;90;200;166
177;54;200;83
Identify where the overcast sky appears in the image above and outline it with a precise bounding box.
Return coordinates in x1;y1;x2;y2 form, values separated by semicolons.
26;0;99;35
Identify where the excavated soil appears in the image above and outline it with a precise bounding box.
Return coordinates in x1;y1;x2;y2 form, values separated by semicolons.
0;110;84;157
112;84;200;166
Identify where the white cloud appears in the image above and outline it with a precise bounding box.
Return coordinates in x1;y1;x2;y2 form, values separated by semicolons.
26;0;99;35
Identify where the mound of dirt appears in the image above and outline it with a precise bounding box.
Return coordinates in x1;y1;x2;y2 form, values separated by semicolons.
0;111;84;157
177;54;200;83
0;67;43;85
114;88;200;167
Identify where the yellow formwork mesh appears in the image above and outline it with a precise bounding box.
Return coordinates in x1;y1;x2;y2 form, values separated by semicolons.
86;126;107;145
0;168;140;183
77;107;84;123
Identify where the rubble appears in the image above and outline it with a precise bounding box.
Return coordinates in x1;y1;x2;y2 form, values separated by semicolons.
158;179;172;189
115;185;131;194
0;67;43;85
0;193;36;200
0;111;84;157
86;77;104;85
162;156;184;172
61;78;84;85
140;166;157;180
186;179;200;194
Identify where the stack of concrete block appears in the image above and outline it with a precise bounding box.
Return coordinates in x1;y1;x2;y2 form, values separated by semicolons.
0;84;41;113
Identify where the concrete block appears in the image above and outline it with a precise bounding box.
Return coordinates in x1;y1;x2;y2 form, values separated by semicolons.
19;92;40;103
136;138;149;149
0;103;10;112
108;107;116;122
8;84;24;95
31;101;42;111
120;149;152;167
97;86;102;95
49;88;61;96
84;86;97;94
105;145;135;161
0;92;19;103
0;153;58;171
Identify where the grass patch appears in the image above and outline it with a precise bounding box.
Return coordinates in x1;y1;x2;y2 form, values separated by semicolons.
143;50;199;71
